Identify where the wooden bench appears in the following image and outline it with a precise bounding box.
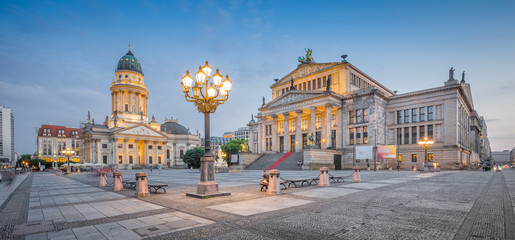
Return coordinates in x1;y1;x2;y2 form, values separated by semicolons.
123;180;136;189
260;181;287;191
148;184;168;194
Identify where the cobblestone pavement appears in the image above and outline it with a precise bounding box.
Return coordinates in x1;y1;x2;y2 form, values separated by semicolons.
1;168;514;239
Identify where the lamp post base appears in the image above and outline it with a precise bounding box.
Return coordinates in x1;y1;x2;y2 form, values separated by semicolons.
186;155;230;199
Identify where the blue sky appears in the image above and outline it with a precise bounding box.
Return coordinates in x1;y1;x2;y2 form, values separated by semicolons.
1;0;514;154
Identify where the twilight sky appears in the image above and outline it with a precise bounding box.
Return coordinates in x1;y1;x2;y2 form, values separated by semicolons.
1;0;514;154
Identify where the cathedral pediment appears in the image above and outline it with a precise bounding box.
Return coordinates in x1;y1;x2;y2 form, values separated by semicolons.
272;62;342;87
115;124;166;138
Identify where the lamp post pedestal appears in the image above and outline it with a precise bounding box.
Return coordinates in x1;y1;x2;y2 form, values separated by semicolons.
197;156;218;194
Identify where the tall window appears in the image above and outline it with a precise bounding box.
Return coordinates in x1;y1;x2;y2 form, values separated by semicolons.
428;106;434;121
412;108;417;123
349;111;355;124
404;127;409;144
129;156;133;164
419;107;425;122
180;150;184;158
302;119;308;130
317;78;321;88
315;117;321;129
397;111;402;124
419;126;425;139
428;153;434;161
349;128;355;145
404;110;410;123
323;76;327;87
363;126;368;144
356;127;361;144
158;156;162;164
149;156;153;164
411;154;417;162
308;81;311;90
167;149;170;159
103;156;107;164
312;79;316;89
412;127;417;144
290;121;296;132
125;104;128;112
363;109;368;122
356;109;363;123
303;82;306;90
331;114;336;126
428;125;433;140
118;156;122;164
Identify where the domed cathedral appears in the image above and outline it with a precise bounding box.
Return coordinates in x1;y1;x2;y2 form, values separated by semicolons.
80;45;200;169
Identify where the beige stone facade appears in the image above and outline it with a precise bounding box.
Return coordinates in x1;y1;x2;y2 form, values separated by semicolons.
248;52;489;170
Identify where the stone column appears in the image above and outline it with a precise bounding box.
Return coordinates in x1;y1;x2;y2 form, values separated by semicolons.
336;107;343;149
267;169;281;195
271;115;277;152
283;112;289;152
325;104;332;149
318;167;330;187
296;110;302;152
113;172;123;191
124;139;129;165
113;138;118;165
135;172;150;197
260;119;266;153
144;140;149;165
128;90;132;113
310;107;316;136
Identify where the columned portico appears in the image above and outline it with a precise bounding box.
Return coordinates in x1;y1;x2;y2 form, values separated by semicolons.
325;104;332;149
271;115;277;152
296;110;302;152
283;113;289;152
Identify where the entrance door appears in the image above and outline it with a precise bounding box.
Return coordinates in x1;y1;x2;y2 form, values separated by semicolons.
334;154;342;170
138;140;145;165
279;136;284;152
290;135;295;152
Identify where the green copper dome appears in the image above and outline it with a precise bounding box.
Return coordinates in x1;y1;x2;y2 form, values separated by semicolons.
116;49;143;75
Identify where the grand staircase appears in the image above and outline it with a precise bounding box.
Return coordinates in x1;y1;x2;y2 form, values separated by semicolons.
245;152;304;170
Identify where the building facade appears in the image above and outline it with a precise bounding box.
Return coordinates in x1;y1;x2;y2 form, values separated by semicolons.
80;46;200;168
36;125;81;167
0;106;15;166
248;51;490;170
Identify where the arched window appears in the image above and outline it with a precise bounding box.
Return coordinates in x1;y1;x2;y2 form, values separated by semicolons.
180;150;184;159
166;150;170;159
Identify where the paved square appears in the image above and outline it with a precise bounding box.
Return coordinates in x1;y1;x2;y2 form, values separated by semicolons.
338;182;390;189
291;187;362;199
208;196;313;216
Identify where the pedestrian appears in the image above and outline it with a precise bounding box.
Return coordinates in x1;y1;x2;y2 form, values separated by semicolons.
150;166;153;174
260;170;269;184
158;165;162;174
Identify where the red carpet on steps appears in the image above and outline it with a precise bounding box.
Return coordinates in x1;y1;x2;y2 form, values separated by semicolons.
266;152;294;170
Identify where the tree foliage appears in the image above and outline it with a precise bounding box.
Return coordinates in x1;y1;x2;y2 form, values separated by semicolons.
182;148;205;169
220;139;248;163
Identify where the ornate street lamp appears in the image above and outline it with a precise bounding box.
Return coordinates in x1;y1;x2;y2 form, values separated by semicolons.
418;136;434;172
181;61;232;198
61;147;76;173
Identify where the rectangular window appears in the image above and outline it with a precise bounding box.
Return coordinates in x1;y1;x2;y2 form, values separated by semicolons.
419;107;425;122
118;156;122;164
411;154;417;162
349;128;354;145
404;127;409;144
323;76;327;87
149;156;153;164
363;109;368;122
315;117;321;129
303;82;306;90
102;144;108;149
363;126;368;144
428;106;434;121
302;119;308;130
397;111;402;124
308;81;311;90
103;156;107;164
282;89;285;94
428;125;433;139
428;153;434;161
118;144;123;149
404;110;410;123
328;75;332;86
356;127;361;144
157;146;162;150
356;109;362;123
148;145;153;149
412;108;417;123
397;128;402;145
158;156;162;164
331;114;336;127
317;78;321;88
128;144;133;149
412;127;417;144
419;126;425;139
129;156;133;164
312;79;316;89
290;121;296;132
349;111;355;124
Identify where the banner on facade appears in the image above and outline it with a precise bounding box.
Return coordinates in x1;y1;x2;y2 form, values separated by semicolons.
377;145;397;159
355;146;373;159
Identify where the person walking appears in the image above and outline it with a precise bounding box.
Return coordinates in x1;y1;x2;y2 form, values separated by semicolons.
150;166;153;174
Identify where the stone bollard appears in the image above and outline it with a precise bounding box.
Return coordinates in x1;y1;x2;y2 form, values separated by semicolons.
56;170;63;176
352;167;361;183
77;168;80;174
267;169;281;195
367;167;370;171
389;166;393;172
318;167;330;187
136;172;150;197
66;166;71;174
113;172;123;191
413;165;417;172
99;171;107;187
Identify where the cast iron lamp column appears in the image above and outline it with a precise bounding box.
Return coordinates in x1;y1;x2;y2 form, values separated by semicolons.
181;61;232;196
418;136;434;172
61;147;76;173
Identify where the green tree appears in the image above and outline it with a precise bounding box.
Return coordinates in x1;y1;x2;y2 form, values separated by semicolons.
182;148;205;169
220;139;248;163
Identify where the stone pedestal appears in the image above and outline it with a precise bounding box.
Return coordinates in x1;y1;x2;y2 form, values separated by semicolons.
66;166;71;174
267;169;281;195
389;166;393;172
423;163;429;173
186;156;230;198
367;167;370;171
136;172;150;198
99;172;107;187
318;167;330;187
113;172;123;191
413;166;417;172
77;168;80;174
352;167;361;183
56;170;63;176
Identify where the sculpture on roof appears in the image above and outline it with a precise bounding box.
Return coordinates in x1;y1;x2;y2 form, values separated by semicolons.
298;48;314;64
461;71;466;83
449;67;455;80
290;78;295;90
262;96;265;106
87;111;91;123
326;77;332;92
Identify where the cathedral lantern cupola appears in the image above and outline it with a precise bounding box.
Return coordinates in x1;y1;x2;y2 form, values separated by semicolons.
109;44;149;128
